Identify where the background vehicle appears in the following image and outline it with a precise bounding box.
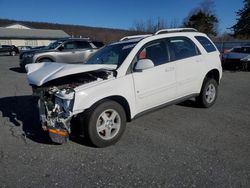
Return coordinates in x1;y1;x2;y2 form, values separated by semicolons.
20;38;104;68
17;46;32;53
31;46;46;50
222;46;250;70
26;28;222;147
240;55;250;71
0;45;19;56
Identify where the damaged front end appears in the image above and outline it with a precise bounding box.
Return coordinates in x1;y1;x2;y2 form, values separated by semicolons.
34;86;75;143
31;68;115;144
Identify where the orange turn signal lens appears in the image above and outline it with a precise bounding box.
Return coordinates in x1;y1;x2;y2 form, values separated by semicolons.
48;129;68;136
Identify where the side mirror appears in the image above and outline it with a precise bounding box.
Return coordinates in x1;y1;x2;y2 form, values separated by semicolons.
134;59;154;72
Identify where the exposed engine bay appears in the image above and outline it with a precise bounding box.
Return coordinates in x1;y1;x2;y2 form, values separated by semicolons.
32;69;115;143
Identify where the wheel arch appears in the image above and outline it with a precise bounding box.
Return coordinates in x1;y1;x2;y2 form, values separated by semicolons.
36;56;54;63
86;95;132;122
204;69;220;85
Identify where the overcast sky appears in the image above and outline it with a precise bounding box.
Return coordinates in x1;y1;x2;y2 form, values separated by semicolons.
0;0;244;33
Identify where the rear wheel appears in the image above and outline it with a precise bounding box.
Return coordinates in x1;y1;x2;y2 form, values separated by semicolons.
83;100;126;147
10;51;16;56
196;78;218;108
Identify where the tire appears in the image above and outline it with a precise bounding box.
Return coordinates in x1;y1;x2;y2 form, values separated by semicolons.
10;51;16;56
38;58;53;63
83;100;126;147
196;78;218;108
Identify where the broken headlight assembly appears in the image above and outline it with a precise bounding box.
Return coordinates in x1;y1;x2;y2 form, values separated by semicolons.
40;87;75;144
54;88;75;116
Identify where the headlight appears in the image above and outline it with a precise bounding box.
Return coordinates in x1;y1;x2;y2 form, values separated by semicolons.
55;97;74;114
55;89;75;115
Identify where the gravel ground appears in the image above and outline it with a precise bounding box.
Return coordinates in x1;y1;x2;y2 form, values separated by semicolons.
0;56;249;188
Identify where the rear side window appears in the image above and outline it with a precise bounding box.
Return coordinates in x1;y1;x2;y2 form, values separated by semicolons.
195;36;217;53
231;47;242;53
64;42;76;49
168;37;200;61
76;41;91;49
231;47;250;53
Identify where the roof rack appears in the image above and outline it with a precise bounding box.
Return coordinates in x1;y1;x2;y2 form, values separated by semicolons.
155;28;198;35
120;34;152;41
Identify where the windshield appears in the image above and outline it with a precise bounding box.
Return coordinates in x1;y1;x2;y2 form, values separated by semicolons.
85;42;137;66
45;40;64;50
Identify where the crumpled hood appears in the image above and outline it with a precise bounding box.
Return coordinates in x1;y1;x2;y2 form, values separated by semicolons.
26;62;117;86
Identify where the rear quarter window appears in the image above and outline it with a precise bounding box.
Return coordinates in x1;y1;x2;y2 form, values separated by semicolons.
195;36;217;53
168;37;200;61
92;41;105;48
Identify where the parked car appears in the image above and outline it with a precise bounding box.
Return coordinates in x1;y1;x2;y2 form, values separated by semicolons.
20;38;104;68
26;28;222;147
240;55;250;71
31;46;46;50
0;45;19;56
222;46;250;70
17;46;32;53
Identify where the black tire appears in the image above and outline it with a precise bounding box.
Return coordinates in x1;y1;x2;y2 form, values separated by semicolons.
10;51;16;56
196;78;218;108
82;100;126;147
38;58;53;63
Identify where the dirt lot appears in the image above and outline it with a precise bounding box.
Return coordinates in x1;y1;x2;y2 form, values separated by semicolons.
0;56;249;188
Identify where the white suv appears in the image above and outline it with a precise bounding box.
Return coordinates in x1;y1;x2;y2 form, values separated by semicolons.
26;28;222;147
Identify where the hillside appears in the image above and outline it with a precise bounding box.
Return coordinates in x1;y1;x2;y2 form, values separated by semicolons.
0;18;140;43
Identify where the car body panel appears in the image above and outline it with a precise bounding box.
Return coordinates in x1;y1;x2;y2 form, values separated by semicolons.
26;62;117;86
132;61;176;112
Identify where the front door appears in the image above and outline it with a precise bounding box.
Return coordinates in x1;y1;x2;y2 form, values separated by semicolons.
132;39;176;112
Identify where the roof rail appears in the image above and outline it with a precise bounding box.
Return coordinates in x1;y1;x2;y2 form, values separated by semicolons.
120;34;152;41
155;28;198;35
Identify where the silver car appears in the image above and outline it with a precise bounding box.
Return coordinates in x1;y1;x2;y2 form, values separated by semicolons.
19;38;104;68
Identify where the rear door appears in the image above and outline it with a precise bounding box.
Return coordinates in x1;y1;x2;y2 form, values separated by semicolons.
167;36;203;97
75;41;97;62
132;39;177;112
55;41;78;63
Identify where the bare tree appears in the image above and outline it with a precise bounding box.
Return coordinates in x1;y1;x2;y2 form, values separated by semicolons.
131;17;173;33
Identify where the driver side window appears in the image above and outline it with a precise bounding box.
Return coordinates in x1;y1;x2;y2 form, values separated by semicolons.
137;39;169;66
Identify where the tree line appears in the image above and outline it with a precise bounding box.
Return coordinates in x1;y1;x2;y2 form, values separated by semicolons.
0;0;249;42
131;0;250;40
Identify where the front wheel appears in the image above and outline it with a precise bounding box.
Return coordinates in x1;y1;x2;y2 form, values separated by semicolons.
83;100;126;147
196;78;218;108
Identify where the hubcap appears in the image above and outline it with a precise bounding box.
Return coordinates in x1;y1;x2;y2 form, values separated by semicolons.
96;109;121;140
205;84;216;103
